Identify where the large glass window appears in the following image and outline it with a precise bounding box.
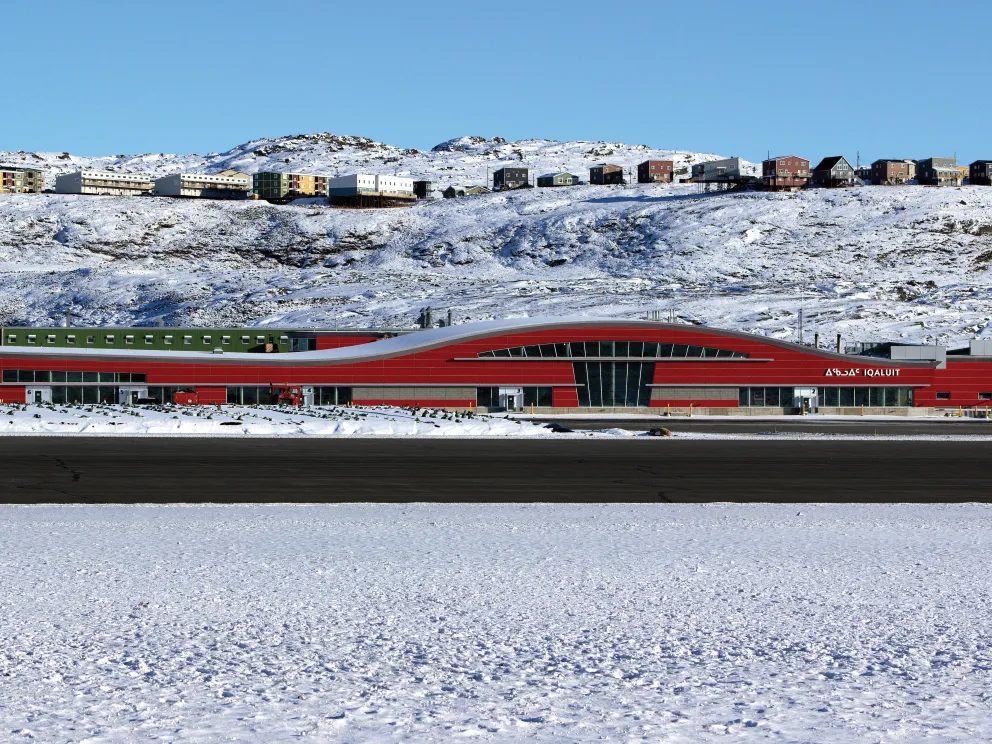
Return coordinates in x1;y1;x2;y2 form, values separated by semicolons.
314;387;352;405
479;341;747;359
819;387;914;407
476;387;499;407
574;362;654;407
522;387;554;407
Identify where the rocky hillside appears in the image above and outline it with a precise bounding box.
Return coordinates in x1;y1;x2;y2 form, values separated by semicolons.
0;133;742;193
0;134;989;346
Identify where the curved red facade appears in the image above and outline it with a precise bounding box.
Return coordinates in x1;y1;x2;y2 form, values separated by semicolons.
1;318;990;411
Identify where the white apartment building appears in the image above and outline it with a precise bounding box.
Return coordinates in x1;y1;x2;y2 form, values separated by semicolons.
154;170;250;198
328;173;414;198
55;170;154;196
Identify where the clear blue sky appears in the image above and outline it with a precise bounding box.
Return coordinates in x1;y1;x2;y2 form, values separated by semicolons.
5;0;990;164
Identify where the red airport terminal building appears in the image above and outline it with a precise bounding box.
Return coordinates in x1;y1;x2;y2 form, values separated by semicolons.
1;317;991;414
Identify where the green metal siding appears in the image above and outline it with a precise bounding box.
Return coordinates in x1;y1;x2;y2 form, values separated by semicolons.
1;327;294;353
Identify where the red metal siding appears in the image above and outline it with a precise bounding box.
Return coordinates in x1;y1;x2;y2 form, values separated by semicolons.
3;324;992;409
195;387;227;405
0;386;26;404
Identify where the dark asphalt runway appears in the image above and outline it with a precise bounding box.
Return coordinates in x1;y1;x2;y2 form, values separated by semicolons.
0;437;989;503
524;417;992;435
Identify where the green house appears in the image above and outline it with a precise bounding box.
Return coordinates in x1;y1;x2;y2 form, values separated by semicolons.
537;172;579;187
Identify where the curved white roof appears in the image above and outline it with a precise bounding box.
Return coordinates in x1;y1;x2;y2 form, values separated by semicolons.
0;316;932;367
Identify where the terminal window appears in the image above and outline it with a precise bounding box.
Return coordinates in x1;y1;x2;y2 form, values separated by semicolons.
936;392;951;400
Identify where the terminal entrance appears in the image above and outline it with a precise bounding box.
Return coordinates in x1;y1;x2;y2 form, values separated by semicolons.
794;387;818;413
500;388;522;411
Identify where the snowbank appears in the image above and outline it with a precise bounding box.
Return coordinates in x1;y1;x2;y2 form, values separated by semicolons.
0;402;620;438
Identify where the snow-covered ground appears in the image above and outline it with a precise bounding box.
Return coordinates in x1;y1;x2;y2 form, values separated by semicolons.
3;133;992;347
0;402;613;438
2;503;990;742
6;403;990;440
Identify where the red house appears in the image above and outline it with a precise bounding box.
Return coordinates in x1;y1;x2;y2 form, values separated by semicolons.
762;155;810;191
637;160;674;184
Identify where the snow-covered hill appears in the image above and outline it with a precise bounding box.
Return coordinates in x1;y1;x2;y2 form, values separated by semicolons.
1;134;990;347
0;133;738;191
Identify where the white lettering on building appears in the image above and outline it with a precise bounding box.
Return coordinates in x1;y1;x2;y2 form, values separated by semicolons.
824;368;900;377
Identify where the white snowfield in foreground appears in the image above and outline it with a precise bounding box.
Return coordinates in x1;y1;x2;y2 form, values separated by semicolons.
2;504;991;742
0;402;606;438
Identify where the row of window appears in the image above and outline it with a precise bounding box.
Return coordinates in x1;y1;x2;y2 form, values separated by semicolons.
738;387;916;407
821;387;915;407
225;386;353;405
49;386;121;404
3;370;146;383
574;362;654;408
738;387;801;408
7;333;288;347
479;341;747;359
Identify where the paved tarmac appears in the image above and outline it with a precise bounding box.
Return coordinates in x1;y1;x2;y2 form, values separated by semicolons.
0;437;989;503
523;416;992;435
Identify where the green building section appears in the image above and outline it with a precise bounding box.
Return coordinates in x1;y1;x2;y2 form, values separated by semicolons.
1;327;296;353
252;172;293;200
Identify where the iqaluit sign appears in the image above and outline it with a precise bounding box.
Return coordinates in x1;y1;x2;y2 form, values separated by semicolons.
824;367;901;377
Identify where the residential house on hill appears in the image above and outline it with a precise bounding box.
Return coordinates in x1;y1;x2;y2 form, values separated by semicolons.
589;164;625;185
691;157;745;183
969;160;992;186
0;166;44;193
537;172;579;187
870;159;915;185
810;156;856;187
762;155;810;191
917;157;961;186
493;167;529;191
637;160;674;183
443;185;491;198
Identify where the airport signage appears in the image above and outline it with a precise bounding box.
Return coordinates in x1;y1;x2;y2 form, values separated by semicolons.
824;368;900;378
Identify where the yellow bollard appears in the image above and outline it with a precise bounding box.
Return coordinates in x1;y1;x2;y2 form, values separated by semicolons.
959;405;964;418
861;404;864;416
531;403;534;414
667;403;671;416
689;402;693;418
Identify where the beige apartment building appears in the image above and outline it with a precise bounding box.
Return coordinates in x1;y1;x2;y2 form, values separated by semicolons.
154;169;250;198
55;170;154;196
